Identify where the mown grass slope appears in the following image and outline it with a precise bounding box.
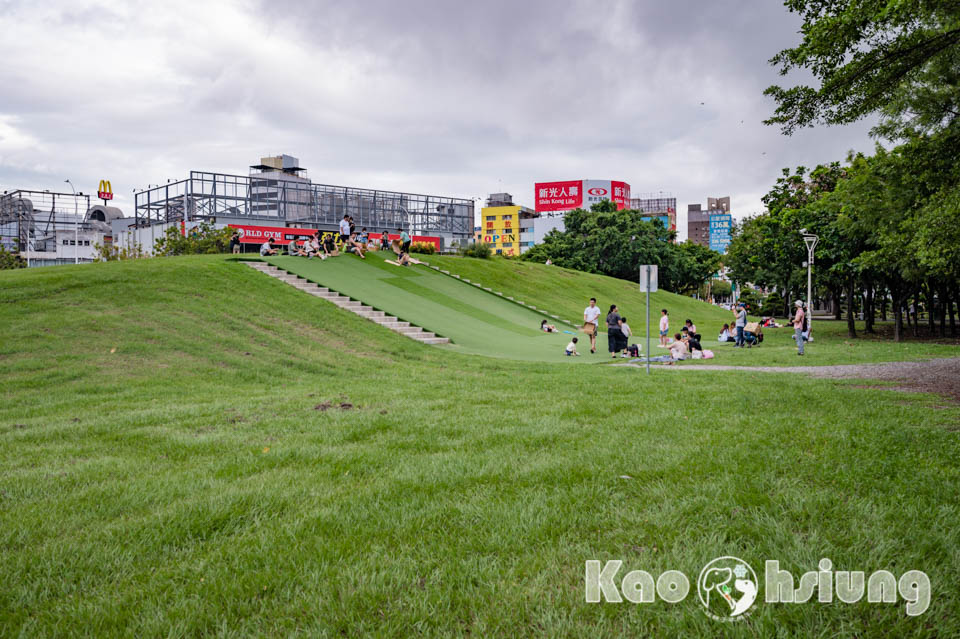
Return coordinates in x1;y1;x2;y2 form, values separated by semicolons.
424;255;960;365
1;255;958;637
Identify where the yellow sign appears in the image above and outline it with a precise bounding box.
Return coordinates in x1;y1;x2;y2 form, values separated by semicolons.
97;180;113;201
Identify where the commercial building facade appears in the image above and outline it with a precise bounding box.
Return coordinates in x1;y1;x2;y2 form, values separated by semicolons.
687;196;732;252
479;193;538;255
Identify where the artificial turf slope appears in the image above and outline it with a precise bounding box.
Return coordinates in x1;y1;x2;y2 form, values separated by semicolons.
2;255;960;637
269;249;731;361
268;251;577;361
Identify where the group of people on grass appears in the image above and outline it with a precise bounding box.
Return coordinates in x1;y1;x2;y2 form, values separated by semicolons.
567;298;637;358
252;215;414;265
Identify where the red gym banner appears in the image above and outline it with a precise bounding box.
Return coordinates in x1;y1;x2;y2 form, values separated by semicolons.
227;224;441;248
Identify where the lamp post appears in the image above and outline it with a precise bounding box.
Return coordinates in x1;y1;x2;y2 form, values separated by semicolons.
65;179;78;264
800;228;818;328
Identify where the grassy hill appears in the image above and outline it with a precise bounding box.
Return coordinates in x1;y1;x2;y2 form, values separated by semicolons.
2;255;959;636
422;254;732;333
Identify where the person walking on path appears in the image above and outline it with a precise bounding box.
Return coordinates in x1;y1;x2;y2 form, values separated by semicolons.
792;300;806;356
583;298;601;354
606;304;624;359
659;309;669;347
734;303;747;348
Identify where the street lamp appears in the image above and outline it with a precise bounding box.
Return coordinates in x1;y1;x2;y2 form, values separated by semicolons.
65;179;78;264
799;228;818;328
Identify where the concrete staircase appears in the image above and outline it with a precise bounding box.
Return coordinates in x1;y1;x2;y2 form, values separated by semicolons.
244;261;450;345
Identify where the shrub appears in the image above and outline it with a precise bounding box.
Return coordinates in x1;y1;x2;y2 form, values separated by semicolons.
0;245;26;269
154;221;233;256
460;242;491;259
410;241;436;255
93;241;147;262
760;291;784;316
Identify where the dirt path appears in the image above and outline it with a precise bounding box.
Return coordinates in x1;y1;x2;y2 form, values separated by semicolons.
618;357;960;402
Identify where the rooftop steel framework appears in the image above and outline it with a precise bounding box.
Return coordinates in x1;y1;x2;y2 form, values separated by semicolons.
134;171;475;238
0;190;91;253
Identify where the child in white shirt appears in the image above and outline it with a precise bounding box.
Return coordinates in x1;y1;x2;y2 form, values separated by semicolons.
565;337;580;356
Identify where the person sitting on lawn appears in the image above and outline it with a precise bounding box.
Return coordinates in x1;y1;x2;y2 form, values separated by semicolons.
668;332;689;362
306;234;324;259
346;232;366;259
685;319;697;335
322;233;339;257
288;239;307;256
260;238;278;256
565;337;579;356
718;323;733;342
684;330;703;352
541;319;557;333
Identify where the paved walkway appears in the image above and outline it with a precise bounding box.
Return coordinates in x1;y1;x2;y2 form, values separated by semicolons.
618;357;960;401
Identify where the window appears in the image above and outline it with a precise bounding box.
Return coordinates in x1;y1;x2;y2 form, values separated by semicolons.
495;249;502;254
70;240;76;245
502;215;512;220
502;242;513;248
62;239;69;245
84;240;90;246
486;215;496;221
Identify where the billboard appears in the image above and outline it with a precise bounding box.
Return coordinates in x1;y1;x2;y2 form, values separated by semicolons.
708;213;732;254
535;179;630;212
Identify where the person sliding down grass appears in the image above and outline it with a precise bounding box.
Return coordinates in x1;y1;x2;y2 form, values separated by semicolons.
541;320;557;333
391;238;410;266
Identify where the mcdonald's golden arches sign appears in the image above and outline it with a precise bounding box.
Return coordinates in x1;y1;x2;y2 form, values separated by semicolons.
97;180;113;201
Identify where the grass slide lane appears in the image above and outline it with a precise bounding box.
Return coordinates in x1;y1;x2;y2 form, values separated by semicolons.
268;251;598;362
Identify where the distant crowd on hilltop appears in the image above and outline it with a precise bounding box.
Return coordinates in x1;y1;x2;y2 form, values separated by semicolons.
234;215;415;266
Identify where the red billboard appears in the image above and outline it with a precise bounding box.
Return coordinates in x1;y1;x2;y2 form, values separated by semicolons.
535;179;631;212
535;180;582;212
227;224;440;248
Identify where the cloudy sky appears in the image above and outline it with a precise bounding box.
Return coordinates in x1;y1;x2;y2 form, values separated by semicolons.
0;0;878;238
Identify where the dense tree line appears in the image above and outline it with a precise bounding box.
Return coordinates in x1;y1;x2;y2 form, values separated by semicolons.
522;200;723;296
726;0;960;341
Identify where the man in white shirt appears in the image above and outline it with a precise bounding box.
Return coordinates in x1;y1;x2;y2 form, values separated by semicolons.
339;215;351;245
583;297;601;354
260;238;277;256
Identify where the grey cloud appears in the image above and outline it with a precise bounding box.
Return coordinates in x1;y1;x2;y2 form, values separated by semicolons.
0;0;878;221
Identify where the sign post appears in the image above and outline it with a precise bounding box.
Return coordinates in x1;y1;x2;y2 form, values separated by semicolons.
639;265;658;375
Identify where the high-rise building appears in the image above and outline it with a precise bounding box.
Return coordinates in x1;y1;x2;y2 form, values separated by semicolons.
687;204;710;247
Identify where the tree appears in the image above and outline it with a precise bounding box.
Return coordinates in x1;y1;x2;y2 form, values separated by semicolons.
522;201;694;290
674;241;723;296
765;0;960;137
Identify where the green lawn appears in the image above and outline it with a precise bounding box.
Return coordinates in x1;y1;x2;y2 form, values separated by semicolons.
424;255;960;366
2;255;959;637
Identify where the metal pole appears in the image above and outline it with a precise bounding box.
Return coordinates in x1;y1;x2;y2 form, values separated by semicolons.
807;247;813;333
65;179;78;264
646;266;651;375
